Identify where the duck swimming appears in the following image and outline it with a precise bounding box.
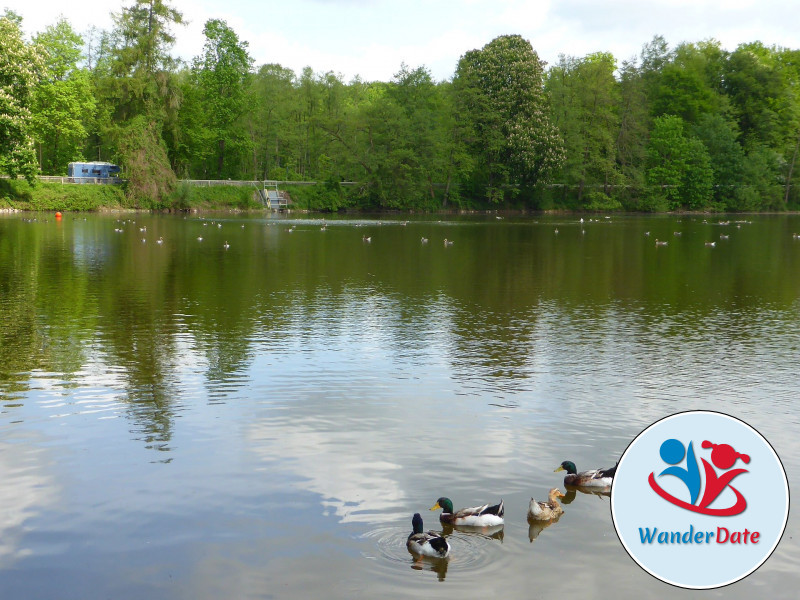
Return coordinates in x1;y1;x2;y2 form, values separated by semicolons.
555;461;616;488
528;488;565;521
407;513;450;558
430;497;504;526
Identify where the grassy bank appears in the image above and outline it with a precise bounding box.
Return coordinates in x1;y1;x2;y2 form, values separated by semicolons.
0;179;129;211
0;179;267;212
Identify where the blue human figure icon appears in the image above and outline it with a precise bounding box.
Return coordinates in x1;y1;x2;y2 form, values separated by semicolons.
658;439;701;505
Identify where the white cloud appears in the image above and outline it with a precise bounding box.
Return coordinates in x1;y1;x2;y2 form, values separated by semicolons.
0;439;59;567
5;0;795;81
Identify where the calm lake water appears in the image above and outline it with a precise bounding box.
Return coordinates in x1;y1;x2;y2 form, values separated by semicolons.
1;212;798;599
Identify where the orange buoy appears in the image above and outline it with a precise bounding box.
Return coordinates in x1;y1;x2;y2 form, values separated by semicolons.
55;211;62;219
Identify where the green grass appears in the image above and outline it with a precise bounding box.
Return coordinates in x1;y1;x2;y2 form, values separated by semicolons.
0;179;264;212
0;179;128;211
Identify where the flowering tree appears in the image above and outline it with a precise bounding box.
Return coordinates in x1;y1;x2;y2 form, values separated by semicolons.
32;18;95;174
454;35;564;202
0;14;45;181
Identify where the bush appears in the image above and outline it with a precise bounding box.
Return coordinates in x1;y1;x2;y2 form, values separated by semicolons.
584;191;622;211
166;183;263;210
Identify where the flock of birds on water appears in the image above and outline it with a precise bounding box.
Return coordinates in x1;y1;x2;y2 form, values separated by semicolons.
550;217;759;249
101;217;465;249
95;215;785;253
407;460;616;560
20;214;800;259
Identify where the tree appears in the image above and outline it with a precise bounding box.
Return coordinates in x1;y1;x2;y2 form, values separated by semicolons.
615;58;650;198
454;35;564;203
692;113;745;208
0;14;45;181
385;64;459;208
547;52;621;206
245;63;297;180
650;41;726;124
192;19;253;179
645;114;712;210
31;19;95;174
98;0;184;202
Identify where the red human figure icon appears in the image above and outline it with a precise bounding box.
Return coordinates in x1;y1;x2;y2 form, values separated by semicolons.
697;441;749;513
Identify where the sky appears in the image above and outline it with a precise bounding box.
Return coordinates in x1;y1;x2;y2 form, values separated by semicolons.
5;0;797;81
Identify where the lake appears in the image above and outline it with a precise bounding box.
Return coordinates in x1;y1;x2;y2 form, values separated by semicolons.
1;212;798;599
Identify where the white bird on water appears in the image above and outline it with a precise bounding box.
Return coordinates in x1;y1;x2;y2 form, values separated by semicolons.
443;238;454;247
223;241;230;250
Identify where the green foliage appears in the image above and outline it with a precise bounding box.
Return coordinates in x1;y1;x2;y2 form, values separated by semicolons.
116;115;176;206
283;182;362;212
167;183;261;210
650;42;725;123
645;115;713;210
584;191;622;211
547;52;621;206
692;113;745;208
6;9;800;213
0;16;46;182
31;19;95;174
189;19;254;179
454;35;565;201
92;0;183;188
736;145;785;210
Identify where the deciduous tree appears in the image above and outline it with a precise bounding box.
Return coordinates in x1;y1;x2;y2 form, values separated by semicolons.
454;35;564;203
0;13;45;181
31;19;95;174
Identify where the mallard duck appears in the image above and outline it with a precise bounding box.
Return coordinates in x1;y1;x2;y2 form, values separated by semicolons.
407;513;450;558
528;488;565;521
555;461;616;487
430;497;504;526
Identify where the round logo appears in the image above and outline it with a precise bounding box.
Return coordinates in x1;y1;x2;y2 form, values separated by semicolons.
611;411;789;589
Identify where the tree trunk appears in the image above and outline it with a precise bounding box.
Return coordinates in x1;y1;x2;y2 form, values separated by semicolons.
784;130;800;205
217;138;225;179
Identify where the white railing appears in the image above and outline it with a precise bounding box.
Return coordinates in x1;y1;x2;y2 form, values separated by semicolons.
38;176;124;185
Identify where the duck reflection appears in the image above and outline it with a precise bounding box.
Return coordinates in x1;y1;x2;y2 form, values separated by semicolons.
528;513;562;542
441;522;505;542
410;554;449;581
561;485;611;505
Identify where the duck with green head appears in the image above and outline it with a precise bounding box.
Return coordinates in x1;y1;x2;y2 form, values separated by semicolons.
430;497;504;526
407;513;450;558
555;460;616;487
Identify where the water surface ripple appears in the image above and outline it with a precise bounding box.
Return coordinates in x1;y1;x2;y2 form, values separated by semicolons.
1;213;799;599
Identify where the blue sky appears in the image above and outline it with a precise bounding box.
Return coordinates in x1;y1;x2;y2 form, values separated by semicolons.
7;0;796;81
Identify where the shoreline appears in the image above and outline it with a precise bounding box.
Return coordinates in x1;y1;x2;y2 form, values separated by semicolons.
3;205;799;217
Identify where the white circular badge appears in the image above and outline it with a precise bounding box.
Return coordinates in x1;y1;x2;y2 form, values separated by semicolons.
611;411;789;589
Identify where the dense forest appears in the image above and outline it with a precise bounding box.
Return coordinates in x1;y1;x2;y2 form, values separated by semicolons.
1;0;799;211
